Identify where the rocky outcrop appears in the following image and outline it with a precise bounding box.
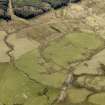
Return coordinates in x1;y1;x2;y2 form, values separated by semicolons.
13;0;69;18
0;0;81;19
0;0;11;20
13;0;80;18
13;2;51;19
42;0;81;9
42;0;70;9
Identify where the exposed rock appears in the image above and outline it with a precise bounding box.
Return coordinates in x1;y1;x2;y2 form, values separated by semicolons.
0;0;11;20
0;0;81;19
71;0;81;3
13;0;70;18
42;0;70;9
13;2;51;19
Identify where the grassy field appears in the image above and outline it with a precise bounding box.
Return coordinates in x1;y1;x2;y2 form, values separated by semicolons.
14;32;105;89
0;63;59;105
0;0;105;104
0;27;105;105
43;32;105;68
15;48;67;88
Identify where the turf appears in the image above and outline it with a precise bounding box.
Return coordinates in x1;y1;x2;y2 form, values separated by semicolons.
0;31;104;105
15;48;67;88
0;63;59;105
43;32;105;68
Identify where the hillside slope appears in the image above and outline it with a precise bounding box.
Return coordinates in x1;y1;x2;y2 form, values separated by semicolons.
0;0;105;105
